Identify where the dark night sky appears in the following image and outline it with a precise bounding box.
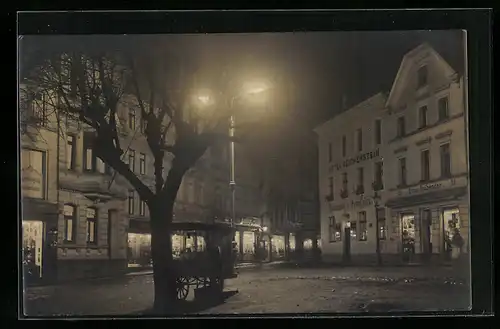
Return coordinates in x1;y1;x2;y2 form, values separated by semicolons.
150;30;465;127
23;30;464;128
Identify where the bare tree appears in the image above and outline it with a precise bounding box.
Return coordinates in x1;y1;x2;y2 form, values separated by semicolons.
20;36;244;313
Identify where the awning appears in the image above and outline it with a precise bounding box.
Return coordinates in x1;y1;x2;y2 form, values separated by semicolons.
385;186;468;209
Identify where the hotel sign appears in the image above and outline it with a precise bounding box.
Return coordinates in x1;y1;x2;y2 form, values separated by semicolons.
329;148;380;172
328;197;374;213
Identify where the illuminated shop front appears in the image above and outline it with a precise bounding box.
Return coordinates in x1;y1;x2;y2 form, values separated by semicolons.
289;234;296;251
127;233;152;267
385;184;469;264
22;220;44;279
271;235;286;259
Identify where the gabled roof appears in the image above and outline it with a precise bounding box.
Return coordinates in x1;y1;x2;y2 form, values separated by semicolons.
386;42;457;109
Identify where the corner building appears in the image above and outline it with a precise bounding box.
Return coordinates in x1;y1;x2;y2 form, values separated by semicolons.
383;43;469;264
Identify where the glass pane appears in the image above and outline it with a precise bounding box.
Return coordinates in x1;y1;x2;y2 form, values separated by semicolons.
66;142;73;169
86;149;93;169
67;219;73;241
89;221;95;242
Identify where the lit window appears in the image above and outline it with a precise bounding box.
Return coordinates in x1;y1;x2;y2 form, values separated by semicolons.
128;150;135;172
86;207;98;245
139;199;146;216
63;204;76;242
128;190;135;215
358;212;367;241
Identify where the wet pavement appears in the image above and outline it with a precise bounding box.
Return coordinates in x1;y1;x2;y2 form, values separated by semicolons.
23;266;470;317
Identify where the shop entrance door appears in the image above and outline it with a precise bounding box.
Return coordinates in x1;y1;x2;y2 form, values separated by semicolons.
401;214;416;262
420;209;432;261
442;208;461;260
22;220;44;281
343;223;351;263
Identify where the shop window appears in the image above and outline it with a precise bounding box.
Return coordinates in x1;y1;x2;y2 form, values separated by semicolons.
127;233;152;266
289;234;296;251
377;208;387;240
401;214;416;253
379;218;387;240
86;207;98;245
350;222;357;240
63;204;76;243
358;211;367;241
443;208;462;253
21;148;47;199
243;231;255;256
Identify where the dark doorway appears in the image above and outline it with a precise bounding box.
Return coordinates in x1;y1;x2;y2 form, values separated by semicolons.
420;209;432;261
343;223;351;263
108;210;117;259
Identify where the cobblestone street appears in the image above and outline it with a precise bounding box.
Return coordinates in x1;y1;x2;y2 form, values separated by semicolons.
24;266;470;317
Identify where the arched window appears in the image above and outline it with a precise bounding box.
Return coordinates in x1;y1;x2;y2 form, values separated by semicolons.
63;204;76;243
86;207;98;245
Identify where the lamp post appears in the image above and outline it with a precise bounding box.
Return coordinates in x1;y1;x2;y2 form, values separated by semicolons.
373;191;382;266
228;85;270;233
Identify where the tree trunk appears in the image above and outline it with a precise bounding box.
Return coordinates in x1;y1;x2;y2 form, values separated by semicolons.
149;198;178;314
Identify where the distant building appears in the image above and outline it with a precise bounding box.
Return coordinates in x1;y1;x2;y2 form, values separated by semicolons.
20;87;268;281
314;43;468;265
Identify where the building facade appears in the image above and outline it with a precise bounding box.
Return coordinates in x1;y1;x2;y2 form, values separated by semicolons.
314;43;468;265
315;93;389;264
383;43;469;264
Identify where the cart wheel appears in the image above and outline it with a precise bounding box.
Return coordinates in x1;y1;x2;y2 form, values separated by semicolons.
176;277;190;300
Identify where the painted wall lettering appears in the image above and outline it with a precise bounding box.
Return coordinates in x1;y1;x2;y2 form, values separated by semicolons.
329;148;380;172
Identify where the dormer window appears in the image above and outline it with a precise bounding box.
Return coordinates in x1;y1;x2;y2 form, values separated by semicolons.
417;65;428;88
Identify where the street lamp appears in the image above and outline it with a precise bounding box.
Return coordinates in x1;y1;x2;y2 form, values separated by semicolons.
373;191;383;266
228;83;271;233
